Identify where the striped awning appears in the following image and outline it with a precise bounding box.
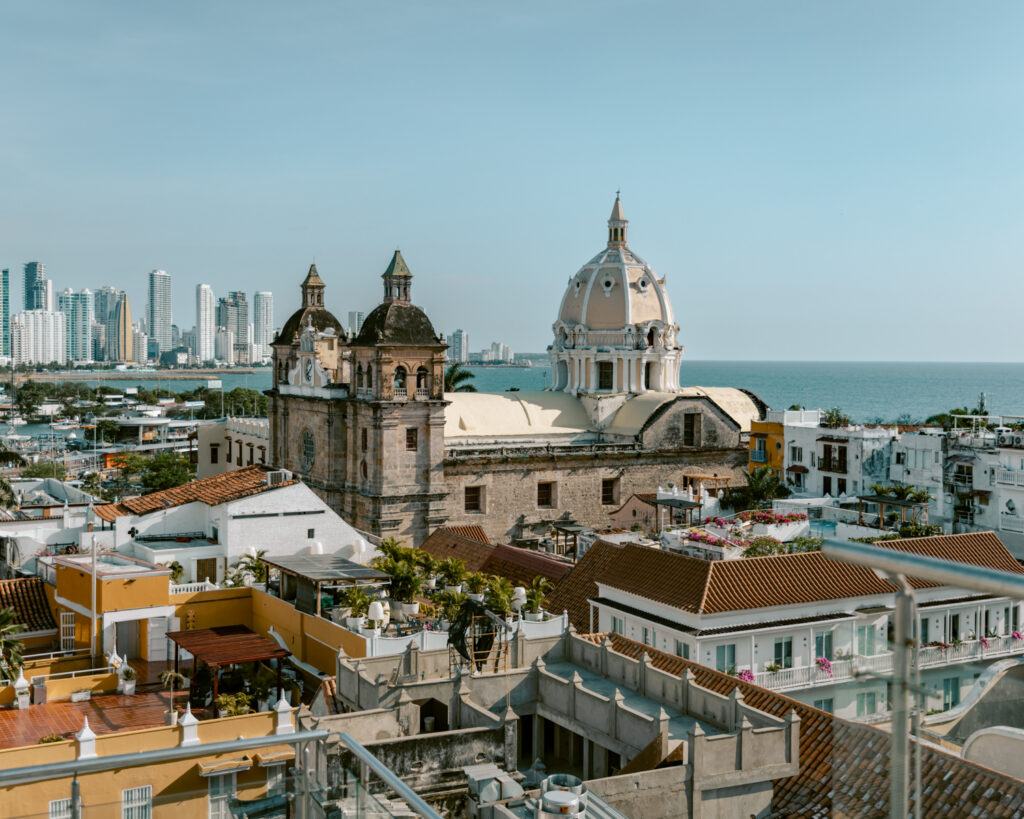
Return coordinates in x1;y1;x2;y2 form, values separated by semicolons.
198;757;253;776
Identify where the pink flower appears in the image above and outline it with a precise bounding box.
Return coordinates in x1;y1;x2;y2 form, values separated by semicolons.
815;656;833;677
1013;631;1023;641
737;669;754;682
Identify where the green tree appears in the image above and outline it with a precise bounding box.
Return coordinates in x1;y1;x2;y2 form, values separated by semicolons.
15;382;47;417
821;407;851;429
21;460;67;480
724;466;791;510
0;607;26;674
444;362;477;393
0;476;15;509
140;452;194;492
235;549;269;584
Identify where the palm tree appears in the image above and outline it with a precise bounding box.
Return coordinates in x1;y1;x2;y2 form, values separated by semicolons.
237;549;269;584
0;607;25;675
160;670;187;723
724;466;791;510
0;476;16;510
444;362;477;393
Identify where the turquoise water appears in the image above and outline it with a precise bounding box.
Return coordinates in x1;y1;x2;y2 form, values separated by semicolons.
468;361;1024;423
41;361;1024;424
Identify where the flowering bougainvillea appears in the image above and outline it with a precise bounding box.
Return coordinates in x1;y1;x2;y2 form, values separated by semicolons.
815;656;833;677
737;669;755;682
1014;631;1024;641
737;510;809;525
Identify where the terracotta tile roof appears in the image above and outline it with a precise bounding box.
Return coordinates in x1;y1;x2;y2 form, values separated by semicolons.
419;528;492;573
420;529;570;586
545;540;626;627
438;525;490;544
482;545;571;587
0;578;57;633
572;532;1024;618
589;632;1024;818
94;465;296;521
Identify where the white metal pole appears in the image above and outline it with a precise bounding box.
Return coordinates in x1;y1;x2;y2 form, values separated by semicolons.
90;535;97;657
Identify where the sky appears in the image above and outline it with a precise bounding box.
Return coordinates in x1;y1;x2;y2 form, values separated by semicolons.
3;1;1024;360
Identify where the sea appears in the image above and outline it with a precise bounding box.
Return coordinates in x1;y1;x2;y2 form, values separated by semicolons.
29;361;1024;425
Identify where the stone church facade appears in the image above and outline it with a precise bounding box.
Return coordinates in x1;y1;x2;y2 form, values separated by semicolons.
268;198;766;545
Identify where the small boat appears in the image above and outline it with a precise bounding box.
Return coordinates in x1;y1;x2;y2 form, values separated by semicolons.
51;420;80;430
7;417;27;427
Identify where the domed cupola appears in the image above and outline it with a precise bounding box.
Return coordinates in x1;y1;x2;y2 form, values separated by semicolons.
550;195;683;398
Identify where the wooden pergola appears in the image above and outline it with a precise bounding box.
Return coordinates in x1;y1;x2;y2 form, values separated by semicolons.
856;494;930;530
651;496;703;530
167;625;291;710
681;473;733;496
261;553;391;617
552;523;585;558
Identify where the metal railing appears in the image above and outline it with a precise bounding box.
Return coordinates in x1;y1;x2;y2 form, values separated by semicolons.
29;665;115;685
750;450;768;463
818;457;848;474
996;467;1024;487
1000;513;1024;534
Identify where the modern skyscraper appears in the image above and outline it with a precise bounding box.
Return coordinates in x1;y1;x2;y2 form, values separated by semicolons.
10;310;66;366
254;291;273;362
111;293;133;362
0;269;9;357
58;288;95;363
215;328;235;362
93;286;122;362
451;328;469;363
23;262;48;311
347;311;365;336
217;291;248;364
132;326;148;364
147;269;172;353
196;284;216;363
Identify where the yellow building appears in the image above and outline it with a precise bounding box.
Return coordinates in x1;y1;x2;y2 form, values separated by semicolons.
748;417;784;477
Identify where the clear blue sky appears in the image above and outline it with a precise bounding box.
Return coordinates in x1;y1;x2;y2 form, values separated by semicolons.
3;1;1023;360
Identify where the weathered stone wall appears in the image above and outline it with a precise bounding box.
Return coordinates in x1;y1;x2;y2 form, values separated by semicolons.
443;448;748;544
586;766;692;819
641;398;743;450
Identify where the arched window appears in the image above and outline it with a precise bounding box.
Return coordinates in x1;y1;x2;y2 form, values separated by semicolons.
416;366;429;390
356;364;364;389
394;367;407;389
366;366;373;389
647;328;655;347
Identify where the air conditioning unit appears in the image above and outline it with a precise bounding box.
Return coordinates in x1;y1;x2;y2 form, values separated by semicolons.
1016;436;1024;448
265;470;292;486
999;434;1012;446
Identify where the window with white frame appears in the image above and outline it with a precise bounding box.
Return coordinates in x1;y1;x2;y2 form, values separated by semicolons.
790;445;803;462
715;644;736;673
674;639;689;659
122;785;152;819
813;698;833;714
773;636;793;669
642;626;656;647
60;611;75;651
208;773;236;819
814;630;833;660
855;691;876;717
856;624;876;656
943;677;960;710
611;616;624;635
49;799;72;819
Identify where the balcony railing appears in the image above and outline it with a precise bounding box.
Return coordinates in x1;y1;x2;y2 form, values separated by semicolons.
415;388;429;400
393;387;407;400
750;450;768;463
753;636;1024;692
996;468;1024;487
818;457;848;474
1001;513;1024;534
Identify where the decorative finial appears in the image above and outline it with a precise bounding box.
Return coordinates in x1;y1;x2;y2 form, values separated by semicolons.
616;188;620;198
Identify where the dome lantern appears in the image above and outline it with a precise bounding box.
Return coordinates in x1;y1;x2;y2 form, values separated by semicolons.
607;191;628;248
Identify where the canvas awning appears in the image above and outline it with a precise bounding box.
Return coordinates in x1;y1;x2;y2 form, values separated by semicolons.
786;465;809;474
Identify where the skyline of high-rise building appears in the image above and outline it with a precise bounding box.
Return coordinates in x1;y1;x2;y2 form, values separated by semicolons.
254;291;273;362
93;285;122;362
347;311;365;337
22;262;50;311
57;288;95;363
0;270;8;357
11;309;67;367
111;293;133;363
450;328;468;363
147;269;172;353
218;291;248;365
196;283;216;363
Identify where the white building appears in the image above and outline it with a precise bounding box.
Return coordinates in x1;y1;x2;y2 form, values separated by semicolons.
195;283;216;363
10;310;67;366
57;288;95;364
550;196;683;397
254;291;273;362
147;269;172;352
450;328;468;363
347;310;365;337
132;326;149;364
95;465;374;584
573;532;1024;721
196;416;270;479
215;328;235;363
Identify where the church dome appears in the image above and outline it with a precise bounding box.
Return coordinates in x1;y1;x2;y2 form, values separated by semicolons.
355;301;440;346
556;196;674;332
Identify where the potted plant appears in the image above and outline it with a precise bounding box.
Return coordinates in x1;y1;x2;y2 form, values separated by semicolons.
38;733;64;744
464;572;488;602
764;662;782;674
485;576;514;618
436;590;466;629
70;688;91;703
389;561;422;614
215;691;252;717
418;553;441;589
121;666;137;695
160;670;187;725
523;577;553;621
441;558;467;593
343;587;370;630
